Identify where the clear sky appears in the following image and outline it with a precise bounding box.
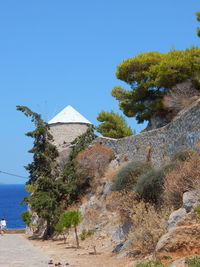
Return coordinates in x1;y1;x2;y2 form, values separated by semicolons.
0;0;199;184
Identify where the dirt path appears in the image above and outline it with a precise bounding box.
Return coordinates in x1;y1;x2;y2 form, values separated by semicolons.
0;233;133;266
29;236;133;267
0;234;50;267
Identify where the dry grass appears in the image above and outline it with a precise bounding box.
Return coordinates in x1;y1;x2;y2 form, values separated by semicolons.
106;191;139;222
163;81;200;114
163;152;200;209
76;144;115;180
128;201;172;256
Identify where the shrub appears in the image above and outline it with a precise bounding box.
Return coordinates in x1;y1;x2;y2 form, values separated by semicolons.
21;211;32;227
129;202;171;256
58;210;83;248
135;259;167;267
163;81;200;114
55;222;69;244
80;229;95;240
172;148;195;163
164;153;200;208
113;161;151;191
76;144;115;181
135;163;176;204
186;256;200;267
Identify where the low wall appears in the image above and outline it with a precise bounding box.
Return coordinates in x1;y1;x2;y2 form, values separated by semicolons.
93;100;200;166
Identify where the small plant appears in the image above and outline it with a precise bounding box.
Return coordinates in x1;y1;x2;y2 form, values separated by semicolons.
129;202;171;255
58;210;83;248
135;259;167;267
186;256;200;267
135;163;176;204
164;152;200;209
76;144;115;180
172;148;194;162
114;161;151;191
80;229;96;240
195;205;200;219
55;222;69;244
21;211;32;227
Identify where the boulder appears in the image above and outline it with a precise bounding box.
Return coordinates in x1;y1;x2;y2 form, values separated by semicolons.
156;211;200;261
169;258;186;267
167;208;187;231
183;190;200;213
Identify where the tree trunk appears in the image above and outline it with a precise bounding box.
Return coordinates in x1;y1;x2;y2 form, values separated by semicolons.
43;219;52;240
74;226;79;248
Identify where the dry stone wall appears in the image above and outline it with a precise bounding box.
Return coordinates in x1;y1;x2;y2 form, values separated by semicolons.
93;100;200;166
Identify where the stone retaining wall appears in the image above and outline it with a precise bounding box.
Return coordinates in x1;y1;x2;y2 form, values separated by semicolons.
93;100;200;166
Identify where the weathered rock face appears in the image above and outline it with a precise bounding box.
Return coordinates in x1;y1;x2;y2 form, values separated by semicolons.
156;211;200;261
156;190;200;261
93;99;200;166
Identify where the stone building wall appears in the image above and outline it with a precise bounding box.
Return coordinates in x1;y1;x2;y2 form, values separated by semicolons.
93;100;200;166
49;123;89;148
49;123;89;169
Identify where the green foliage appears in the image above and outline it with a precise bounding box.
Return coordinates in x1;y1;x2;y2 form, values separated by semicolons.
112;47;200;124
21;211;32;227
172;149;194;162
135;163;176;204
113;161;151;191
135;259;167;267
196;11;200;37
60;210;83;227
80;229;96;240
17;106;67;238
16;105;59;185
61;126;97;203
195;205;200;219
25;184;38;193
18;107;95;238
58;210;83;247
96;110;133;138
186;256;200;267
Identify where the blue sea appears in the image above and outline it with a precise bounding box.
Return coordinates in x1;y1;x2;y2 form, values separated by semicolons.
0;184;28;229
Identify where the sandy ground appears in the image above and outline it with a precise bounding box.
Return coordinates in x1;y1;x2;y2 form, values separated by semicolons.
28;234;133;267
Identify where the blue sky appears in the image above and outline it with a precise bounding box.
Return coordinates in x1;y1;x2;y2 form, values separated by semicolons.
0;0;199;184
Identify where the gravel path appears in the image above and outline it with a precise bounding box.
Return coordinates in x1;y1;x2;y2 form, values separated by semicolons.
0;234;50;267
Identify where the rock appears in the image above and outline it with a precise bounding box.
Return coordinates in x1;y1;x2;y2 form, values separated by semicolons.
112;243;124;253
183;190;200;213
156;211;200;261
167;208;187;231
103;181;114;195
111;221;132;243
121;240;134;250
116;249;141;259
169;258;186;267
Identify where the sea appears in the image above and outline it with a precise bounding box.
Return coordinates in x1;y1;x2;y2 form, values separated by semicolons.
0;184;28;229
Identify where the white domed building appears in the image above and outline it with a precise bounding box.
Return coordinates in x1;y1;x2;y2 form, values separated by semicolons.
48;105;92;167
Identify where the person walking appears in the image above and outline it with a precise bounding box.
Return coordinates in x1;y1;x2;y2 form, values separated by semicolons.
0;217;7;235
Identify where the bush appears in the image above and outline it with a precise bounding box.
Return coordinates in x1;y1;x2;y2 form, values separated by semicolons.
129;202;171;255
135;163;176;204
163;81;200;114
186;256;200;267
164;153;200;208
135;259;167;267
113;161;151;191
76;144;115;180
21;211;32;227
172;148;195;162
80;229;95;240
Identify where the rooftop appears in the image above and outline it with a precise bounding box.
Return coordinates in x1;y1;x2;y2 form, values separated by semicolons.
48;105;92;125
